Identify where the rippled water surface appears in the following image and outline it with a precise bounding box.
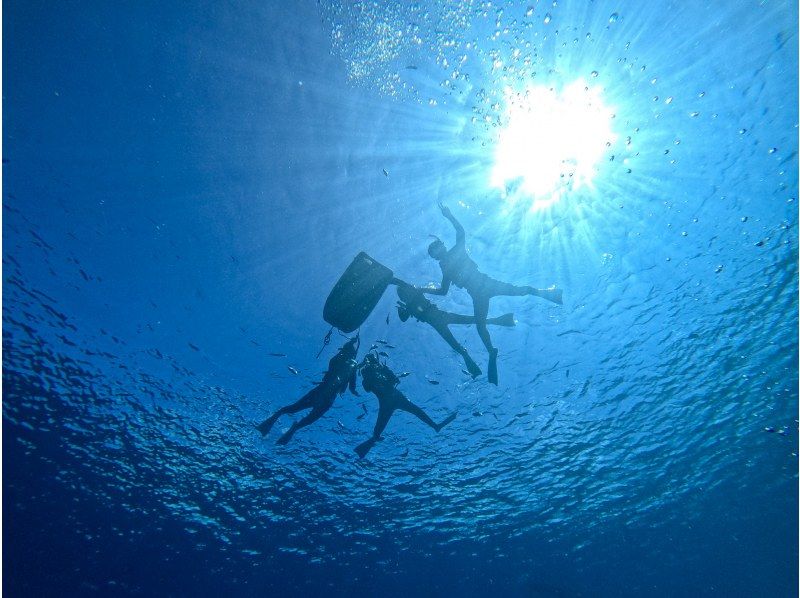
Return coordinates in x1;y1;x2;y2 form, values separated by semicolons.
4;1;798;596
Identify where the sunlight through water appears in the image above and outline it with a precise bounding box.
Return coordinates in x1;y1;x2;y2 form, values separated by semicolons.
490;80;618;211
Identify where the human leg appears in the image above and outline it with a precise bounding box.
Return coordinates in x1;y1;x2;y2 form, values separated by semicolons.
256;389;317;436
276;395;334;445
431;320;481;377
355;401;394;458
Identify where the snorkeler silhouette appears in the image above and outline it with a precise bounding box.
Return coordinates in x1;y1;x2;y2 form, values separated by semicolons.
354;352;456;458
424;202;562;385
256;337;360;445
395;280;515;378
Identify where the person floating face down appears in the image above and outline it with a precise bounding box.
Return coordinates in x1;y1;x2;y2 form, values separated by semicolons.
423;202;563;384
354;353;456;458
395;280;516;378
256;337;360;445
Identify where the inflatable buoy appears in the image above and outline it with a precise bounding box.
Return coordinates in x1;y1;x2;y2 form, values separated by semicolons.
323;252;394;333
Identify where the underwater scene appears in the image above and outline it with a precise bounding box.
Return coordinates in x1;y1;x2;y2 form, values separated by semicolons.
4;1;798;596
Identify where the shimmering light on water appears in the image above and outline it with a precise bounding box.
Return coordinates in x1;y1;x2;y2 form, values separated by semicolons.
491;80;617;211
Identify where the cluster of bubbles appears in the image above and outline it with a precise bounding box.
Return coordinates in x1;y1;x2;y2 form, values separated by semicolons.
316;1;702;184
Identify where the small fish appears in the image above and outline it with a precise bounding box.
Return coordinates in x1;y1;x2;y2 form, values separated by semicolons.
337;420;345;429
405;65;418;70
427;378;440;385
472;411;483;417
378;351;389;357
188;343;200;351
386;312;390;324
376;340;390;345
566;369;570;378
462;369;471;376
287;366;299;375
382;168;389;177
250;340;261;346
360;403;368;414
401;448;409;457
398;371;411;378
269;352;286;357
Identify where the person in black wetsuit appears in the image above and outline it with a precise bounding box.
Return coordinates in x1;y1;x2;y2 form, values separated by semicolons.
424;202;563;384
395;281;515;378
354;353;456;458
256;337;360;445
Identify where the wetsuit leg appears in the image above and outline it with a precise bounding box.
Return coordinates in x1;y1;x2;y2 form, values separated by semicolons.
483;277;533;298
355;400;395;458
396;396;439;431
276;394;334;445
430;319;481;377
256;388;318;436
471;294;494;353
440;312;476;326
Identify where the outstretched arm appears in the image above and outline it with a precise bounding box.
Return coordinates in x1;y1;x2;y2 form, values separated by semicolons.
439;202;465;249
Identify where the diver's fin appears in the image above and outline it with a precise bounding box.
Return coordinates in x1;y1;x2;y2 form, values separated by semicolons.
354;437;376;459
489;313;516;327
488;348;498;385
256;416;277;437
436;412;457;432
538;286;563;305
276;426;296;445
465;357;482;378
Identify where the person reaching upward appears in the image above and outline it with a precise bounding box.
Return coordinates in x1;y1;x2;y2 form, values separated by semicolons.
424;202;562;384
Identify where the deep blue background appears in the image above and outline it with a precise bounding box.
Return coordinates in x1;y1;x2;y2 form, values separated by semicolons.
4;1;798;596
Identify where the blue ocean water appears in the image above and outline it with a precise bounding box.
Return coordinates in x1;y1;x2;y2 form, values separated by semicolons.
3;1;798;596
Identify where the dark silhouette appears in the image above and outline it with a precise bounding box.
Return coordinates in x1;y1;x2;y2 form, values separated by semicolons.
424;202;562;384
256;337;360;445
395;281;515;378
354;353;456;458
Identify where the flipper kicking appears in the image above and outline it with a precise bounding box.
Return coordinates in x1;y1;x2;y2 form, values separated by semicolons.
423;202;562;384
256;337;360;445
354;352;456;458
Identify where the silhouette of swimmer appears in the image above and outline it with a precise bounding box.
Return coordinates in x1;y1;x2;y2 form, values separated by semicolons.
395;281;515;378
256;337;360;445
424;203;563;384
354;353;456;458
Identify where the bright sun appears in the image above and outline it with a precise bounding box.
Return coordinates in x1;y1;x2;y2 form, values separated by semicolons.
490;80;617;211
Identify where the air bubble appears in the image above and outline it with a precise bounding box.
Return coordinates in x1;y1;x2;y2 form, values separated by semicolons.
665;96;673;104
543;13;552;24
768;147;778;154
609;12;619;23
525;6;534;17
591;70;598;77
689;111;700;117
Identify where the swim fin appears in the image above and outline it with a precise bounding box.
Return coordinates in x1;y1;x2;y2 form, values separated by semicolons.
354;437;376;459
489;313;516;327
256;416;277;437
464;357;482;378
276;425;296;445
538;286;563;305
436;412;457;432
488;348;498;385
